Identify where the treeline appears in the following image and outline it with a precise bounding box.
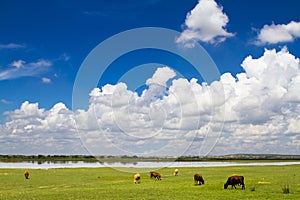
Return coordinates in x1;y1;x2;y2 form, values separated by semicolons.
0;155;97;162
0;154;173;162
1;154;300;162
175;154;300;161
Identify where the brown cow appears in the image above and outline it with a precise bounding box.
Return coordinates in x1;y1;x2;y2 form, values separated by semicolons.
133;173;141;184
24;171;29;179
194;174;204;185
150;171;161;180
224;175;245;189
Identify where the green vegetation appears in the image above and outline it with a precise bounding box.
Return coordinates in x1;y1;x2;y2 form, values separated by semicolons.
0;165;299;199
281;182;290;194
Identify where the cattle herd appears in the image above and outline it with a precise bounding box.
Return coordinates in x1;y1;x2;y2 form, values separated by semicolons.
134;169;246;190
24;169;245;189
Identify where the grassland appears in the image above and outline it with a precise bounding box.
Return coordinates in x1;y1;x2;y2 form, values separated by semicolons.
0;165;299;199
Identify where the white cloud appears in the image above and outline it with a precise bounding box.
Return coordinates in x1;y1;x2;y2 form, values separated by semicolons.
0;43;25;49
30;59;52;67
10;60;25;68
255;21;300;45
42;77;51;84
1;49;300;155
141;67;176;102
57;53;70;61
6;101;44;120
0;59;52;81
0;99;11;104
1;101;84;155
176;0;234;47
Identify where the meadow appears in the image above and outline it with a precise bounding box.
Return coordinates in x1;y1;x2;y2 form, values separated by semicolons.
0;165;299;199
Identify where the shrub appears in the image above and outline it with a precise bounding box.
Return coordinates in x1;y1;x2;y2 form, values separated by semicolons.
281;183;290;194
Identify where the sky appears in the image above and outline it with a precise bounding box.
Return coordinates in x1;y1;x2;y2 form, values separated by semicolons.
0;0;300;156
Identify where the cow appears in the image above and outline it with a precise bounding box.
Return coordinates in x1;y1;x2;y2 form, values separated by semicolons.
133;173;141;184
224;175;245;189
194;174;204;185
24;171;29;179
174;169;179;176
150;171;162;180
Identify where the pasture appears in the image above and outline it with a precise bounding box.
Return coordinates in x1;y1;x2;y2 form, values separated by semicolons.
0;165;299;199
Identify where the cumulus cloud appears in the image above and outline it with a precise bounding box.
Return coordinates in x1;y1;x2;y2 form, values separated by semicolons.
141;67;176;101
255;21;300;45
1;101;84;155
1;50;300;155
176;0;234;47
0;59;52;81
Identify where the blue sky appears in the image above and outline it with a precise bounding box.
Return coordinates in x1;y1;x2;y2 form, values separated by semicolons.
0;0;300;156
0;0;299;114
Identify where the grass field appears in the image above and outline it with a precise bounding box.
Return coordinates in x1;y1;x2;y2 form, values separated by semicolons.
0;165;299;199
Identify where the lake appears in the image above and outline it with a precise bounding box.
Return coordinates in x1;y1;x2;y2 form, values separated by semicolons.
1;161;300;169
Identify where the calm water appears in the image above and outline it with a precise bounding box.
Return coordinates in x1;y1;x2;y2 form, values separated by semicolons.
1;161;300;169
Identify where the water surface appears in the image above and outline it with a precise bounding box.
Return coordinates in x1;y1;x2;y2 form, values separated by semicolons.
1;161;300;169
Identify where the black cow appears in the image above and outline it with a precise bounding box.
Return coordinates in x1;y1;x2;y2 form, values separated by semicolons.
150;171;162;180
224;175;245;189
194;174;204;185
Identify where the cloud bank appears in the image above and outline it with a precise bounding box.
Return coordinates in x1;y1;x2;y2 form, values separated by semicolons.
176;0;234;47
0;48;300;155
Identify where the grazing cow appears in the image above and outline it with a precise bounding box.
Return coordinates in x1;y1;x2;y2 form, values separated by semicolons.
224;175;245;189
194;174;204;185
24;171;29;179
133;173;141;184
150;171;162;180
174;169;179;176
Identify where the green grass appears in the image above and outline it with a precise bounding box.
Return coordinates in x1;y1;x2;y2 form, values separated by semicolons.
0;165;299;199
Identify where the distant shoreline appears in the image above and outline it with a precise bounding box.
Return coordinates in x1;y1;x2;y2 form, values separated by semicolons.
1;154;300;163
1;160;300;169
